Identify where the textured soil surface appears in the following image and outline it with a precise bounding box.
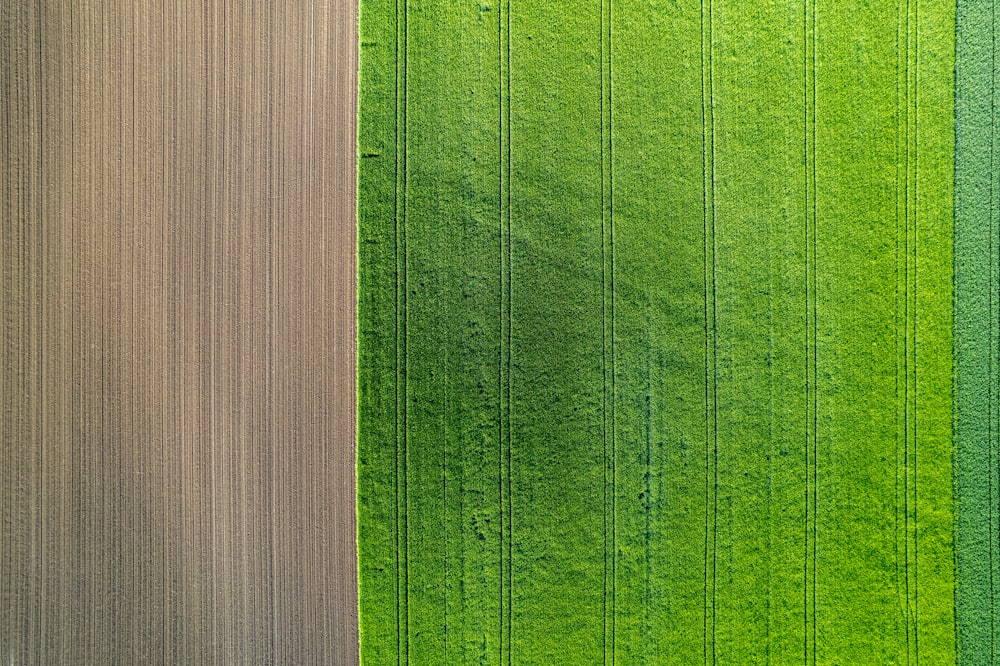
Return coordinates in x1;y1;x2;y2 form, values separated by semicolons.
1;3;358;663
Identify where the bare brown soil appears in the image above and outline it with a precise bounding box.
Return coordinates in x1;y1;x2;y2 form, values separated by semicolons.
1;2;358;663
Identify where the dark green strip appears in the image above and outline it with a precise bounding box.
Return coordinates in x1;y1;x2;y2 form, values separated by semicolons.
357;0;401;661
956;0;999;662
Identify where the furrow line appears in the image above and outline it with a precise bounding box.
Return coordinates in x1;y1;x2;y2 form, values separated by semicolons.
601;0;616;661
802;1;813;661
810;1;818;661
699;0;718;662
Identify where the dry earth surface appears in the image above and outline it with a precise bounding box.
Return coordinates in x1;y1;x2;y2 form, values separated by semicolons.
1;2;358;663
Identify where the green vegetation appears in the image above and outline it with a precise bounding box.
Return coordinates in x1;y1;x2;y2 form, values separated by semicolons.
358;0;957;662
955;0;1000;662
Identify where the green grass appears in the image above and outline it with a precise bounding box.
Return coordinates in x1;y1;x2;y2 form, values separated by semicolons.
358;1;957;662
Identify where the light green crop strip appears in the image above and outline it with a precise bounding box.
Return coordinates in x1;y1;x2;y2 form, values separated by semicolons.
358;2;957;663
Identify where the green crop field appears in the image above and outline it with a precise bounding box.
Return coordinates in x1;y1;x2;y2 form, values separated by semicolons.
357;0;996;663
956;1;1000;663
